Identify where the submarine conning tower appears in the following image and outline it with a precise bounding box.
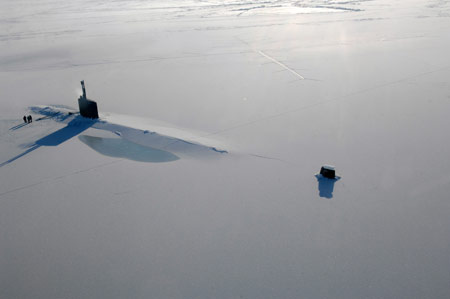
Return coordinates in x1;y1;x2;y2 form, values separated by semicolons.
78;80;99;119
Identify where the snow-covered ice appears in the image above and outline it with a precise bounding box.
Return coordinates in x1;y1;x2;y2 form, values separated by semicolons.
1;0;450;298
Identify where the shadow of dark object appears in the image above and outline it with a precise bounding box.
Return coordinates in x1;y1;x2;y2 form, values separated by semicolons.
36;117;94;146
0;116;95;168
315;174;341;199
9;122;28;130
29;106;74;122
79;135;179;163
0;144;41;167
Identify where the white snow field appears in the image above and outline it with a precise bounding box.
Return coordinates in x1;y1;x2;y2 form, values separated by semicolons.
1;0;450;298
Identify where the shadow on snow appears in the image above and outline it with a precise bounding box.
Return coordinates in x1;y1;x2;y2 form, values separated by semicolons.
315;174;341;199
0;116;95;168
9;122;29;131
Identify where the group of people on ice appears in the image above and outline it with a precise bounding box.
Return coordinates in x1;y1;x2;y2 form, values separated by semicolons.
23;115;32;123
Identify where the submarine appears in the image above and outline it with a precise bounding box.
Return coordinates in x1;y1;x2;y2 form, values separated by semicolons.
78;80;99;119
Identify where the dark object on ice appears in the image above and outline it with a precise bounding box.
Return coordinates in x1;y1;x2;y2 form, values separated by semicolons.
78;80;99;119
27;115;32;123
315;165;340;198
320;165;336;179
23;116;27;123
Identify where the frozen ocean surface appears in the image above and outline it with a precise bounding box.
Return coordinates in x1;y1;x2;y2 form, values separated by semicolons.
1;0;450;298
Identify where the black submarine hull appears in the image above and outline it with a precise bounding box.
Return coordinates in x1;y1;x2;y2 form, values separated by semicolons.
78;96;99;119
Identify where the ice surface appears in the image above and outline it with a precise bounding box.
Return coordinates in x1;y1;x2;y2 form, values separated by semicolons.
1;0;450;298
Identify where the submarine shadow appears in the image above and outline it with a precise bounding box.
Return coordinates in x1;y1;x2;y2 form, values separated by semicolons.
78;135;179;163
36;117;95;146
0;116;95;168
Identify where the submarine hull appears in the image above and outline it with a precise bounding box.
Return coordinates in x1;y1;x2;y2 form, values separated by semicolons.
78;97;99;119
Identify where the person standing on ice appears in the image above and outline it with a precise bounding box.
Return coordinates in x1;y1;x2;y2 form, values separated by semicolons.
27;115;32;123
23;116;27;123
